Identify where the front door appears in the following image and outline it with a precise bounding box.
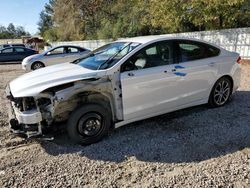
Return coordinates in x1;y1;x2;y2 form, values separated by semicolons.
0;48;14;61
120;40;182;121
44;46;67;65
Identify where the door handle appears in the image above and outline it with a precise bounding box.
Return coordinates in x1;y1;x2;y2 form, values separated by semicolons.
127;72;134;77
172;68;176;72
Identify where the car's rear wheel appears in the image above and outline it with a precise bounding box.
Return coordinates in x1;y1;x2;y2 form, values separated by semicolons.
209;77;232;107
67;104;112;145
31;62;45;70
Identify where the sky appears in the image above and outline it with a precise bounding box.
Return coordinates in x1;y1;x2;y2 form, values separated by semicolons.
0;0;50;35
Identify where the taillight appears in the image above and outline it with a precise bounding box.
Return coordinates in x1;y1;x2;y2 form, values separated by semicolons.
237;56;241;64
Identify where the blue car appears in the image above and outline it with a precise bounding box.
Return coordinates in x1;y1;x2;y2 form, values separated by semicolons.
0;47;38;62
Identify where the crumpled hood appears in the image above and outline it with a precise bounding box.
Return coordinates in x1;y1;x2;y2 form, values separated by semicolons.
10;63;104;97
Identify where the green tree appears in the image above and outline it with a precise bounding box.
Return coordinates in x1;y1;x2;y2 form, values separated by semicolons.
38;0;250;41
38;0;56;40
0;24;30;39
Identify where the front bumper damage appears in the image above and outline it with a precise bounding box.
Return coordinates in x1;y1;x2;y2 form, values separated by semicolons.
6;86;44;138
5;73;123;138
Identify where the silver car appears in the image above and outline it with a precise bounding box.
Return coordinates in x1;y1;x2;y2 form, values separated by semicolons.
22;45;90;71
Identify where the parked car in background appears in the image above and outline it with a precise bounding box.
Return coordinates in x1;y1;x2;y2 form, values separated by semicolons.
0;47;38;62
6;36;241;145
0;43;26;50
22;45;91;71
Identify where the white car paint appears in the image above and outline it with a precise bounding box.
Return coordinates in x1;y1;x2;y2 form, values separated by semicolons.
7;36;241;137
22;45;90;71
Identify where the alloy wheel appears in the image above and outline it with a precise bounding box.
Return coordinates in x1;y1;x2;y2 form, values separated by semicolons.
213;80;231;106
33;62;44;70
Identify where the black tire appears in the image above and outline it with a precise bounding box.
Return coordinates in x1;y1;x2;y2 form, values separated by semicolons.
67;103;112;145
208;77;232;107
31;61;45;70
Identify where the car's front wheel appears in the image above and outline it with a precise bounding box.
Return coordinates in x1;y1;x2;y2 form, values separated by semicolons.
209;77;232;107
67;104;112;145
31;62;45;70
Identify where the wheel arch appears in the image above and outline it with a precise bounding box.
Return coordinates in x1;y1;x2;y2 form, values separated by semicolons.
74;91;116;122
208;75;234;105
217;75;234;92
210;75;234;96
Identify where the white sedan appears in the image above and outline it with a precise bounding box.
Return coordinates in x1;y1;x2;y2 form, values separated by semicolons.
7;36;241;144
22;45;90;71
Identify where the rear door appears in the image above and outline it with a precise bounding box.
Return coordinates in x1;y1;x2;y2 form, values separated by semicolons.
13;47;28;60
173;40;220;104
64;47;84;62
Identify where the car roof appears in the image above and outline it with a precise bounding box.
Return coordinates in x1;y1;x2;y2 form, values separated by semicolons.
118;35;221;49
11;43;25;45
49;45;89;51
1;43;24;46
53;45;85;49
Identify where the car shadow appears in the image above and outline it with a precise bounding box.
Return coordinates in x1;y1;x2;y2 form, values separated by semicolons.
0;61;21;65
41;90;250;163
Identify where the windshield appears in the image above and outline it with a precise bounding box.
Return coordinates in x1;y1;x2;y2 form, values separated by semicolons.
74;42;141;70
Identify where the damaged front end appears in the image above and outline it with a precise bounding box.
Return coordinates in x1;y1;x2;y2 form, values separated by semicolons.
6;90;42;137
6;83;57;138
5;73;123;138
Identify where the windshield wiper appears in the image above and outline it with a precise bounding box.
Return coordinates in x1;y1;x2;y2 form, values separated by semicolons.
97;43;132;70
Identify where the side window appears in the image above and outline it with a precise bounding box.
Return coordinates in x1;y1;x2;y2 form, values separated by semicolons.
206;46;220;57
121;41;174;72
15;47;25;52
2;48;13;53
3;45;10;48
78;48;86;52
68;47;79;53
47;47;65;55
177;40;220;62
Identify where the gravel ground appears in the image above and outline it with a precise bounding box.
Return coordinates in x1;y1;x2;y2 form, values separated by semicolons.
0;63;249;187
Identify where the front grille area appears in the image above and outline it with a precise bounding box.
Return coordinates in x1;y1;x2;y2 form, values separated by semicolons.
10;97;36;112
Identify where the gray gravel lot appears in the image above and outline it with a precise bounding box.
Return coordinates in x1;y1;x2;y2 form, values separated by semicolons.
0;63;249;187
